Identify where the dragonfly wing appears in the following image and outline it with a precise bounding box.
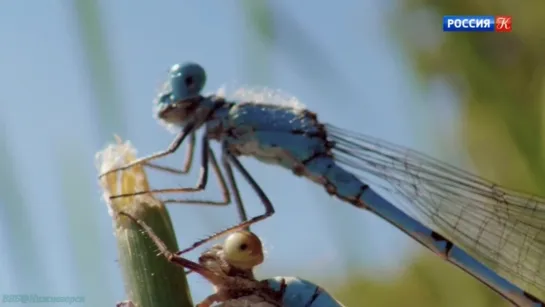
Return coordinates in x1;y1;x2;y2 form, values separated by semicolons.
328;124;545;300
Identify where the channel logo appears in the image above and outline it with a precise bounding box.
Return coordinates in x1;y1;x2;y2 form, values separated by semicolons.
443;16;512;32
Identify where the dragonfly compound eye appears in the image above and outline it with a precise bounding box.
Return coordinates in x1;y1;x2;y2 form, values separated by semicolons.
168;62;206;101
223;231;264;269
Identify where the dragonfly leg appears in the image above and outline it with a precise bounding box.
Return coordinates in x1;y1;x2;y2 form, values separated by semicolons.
176;144;275;255
220;151;249;223
110;133;211;199
98;123;194;178
162;144;250;226
119;211;224;284
196;294;221;307
143;132;196;175
111;133;250;233
109;132;250;224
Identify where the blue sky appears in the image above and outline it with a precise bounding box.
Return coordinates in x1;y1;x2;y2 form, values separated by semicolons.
0;1;464;305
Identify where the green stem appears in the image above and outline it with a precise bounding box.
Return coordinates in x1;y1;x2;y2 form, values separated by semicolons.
97;139;193;307
114;198;193;307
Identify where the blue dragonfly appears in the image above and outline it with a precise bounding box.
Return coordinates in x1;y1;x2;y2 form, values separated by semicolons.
100;62;545;306
119;211;343;307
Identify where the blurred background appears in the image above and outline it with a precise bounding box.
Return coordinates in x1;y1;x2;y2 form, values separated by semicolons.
1;1;544;306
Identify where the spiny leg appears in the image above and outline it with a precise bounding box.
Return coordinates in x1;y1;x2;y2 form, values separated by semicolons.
143;132;196;175
180;148;241;275
196;293;222;307
134;133;250;226
119;211;223;283
178;148;232;277
120;211;230;306
111;134;251;255
160;142;232;206
176;143;276;255
98;122;195;179
222;154;249;224
162;144;250;228
110;132;211;199
169;146;251;275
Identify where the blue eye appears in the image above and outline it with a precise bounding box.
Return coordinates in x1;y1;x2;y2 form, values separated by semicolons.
169;62;206;101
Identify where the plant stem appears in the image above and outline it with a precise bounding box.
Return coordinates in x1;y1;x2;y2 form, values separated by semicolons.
97;137;193;307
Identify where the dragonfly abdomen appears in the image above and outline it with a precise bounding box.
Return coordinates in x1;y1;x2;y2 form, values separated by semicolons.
302;155;369;208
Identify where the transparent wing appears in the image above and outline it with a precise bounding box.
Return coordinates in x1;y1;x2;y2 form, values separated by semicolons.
327;124;545;299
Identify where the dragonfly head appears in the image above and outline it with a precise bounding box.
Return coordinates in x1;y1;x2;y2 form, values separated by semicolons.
223;231;264;270
155;62;207;126
196;231;262;280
